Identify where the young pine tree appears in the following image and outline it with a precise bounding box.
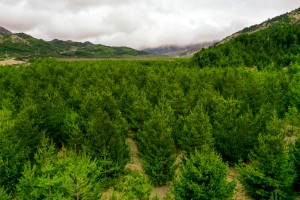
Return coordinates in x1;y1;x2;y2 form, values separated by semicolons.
177;103;214;153
137;101;176;186
238;114;296;200
212;97;257;164
173;146;236;200
17;137;102;199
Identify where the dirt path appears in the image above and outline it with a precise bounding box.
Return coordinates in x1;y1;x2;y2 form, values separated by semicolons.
227;167;253;200
125;138;144;173
125;138;171;199
101;138;172;200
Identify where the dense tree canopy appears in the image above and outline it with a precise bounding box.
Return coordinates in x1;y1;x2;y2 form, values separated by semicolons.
0;54;299;198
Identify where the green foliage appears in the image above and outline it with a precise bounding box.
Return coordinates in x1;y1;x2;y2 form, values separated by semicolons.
211;97;258;164
237;114;296;199
173;146;236;200
115;171;152;200
177;103;214;153
0;107;31;191
84;106;129;174
17;138;102;199
137;101;176;186
193;24;300;69
0;57;299;196
0;187;11;200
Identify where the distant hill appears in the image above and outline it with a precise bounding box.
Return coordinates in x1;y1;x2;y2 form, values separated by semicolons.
0;28;149;59
142;42;217;57
193;7;300;69
0;27;11;34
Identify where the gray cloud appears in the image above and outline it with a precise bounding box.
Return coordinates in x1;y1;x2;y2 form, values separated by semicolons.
0;0;299;48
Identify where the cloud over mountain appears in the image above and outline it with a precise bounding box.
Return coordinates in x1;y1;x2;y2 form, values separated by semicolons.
0;0;299;48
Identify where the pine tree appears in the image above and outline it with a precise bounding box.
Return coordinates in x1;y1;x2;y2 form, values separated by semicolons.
0;107;30;191
238;114;296;199
115;171;152;200
173;146;235;200
17;137;102;199
0;187;11;200
212;97;257;164
85;107;129;172
178;103;214;153
137;101;176;186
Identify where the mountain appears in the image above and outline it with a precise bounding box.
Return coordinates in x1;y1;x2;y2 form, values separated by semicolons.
142;42;217;57
219;8;300;44
0;29;149;59
193;7;300;69
0;26;12;34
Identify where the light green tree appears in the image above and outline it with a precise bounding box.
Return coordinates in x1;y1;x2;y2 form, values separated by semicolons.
173;146;236;200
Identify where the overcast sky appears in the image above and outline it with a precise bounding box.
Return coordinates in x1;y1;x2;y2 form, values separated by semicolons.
1;0;300;49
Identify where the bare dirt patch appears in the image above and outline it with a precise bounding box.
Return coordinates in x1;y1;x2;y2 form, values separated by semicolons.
227;167;253;200
0;59;26;66
150;183;172;200
125;138;144;173
292;13;300;20
125;137;172;199
100;187;115;200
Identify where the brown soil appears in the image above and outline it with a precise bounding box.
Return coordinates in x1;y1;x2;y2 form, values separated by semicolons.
11;35;29;45
150;183;172;199
100;187;115;200
227;167;253;200
285;135;298;144
292;13;300;20
125;138;144;173
0;59;26;66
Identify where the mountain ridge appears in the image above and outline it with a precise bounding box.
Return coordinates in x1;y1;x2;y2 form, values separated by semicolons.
0;28;149;59
193;7;300;69
219;7;300;44
0;26;12;34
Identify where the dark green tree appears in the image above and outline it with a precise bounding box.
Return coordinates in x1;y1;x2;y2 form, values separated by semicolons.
137;101;176;186
212;97;257;164
173;146;236;200
0;107;31;191
177;103;214;153
85;107;129;173
237;114;296;199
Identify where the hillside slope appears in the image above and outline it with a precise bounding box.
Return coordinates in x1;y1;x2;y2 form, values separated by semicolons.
0;29;148;59
193;7;300;69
